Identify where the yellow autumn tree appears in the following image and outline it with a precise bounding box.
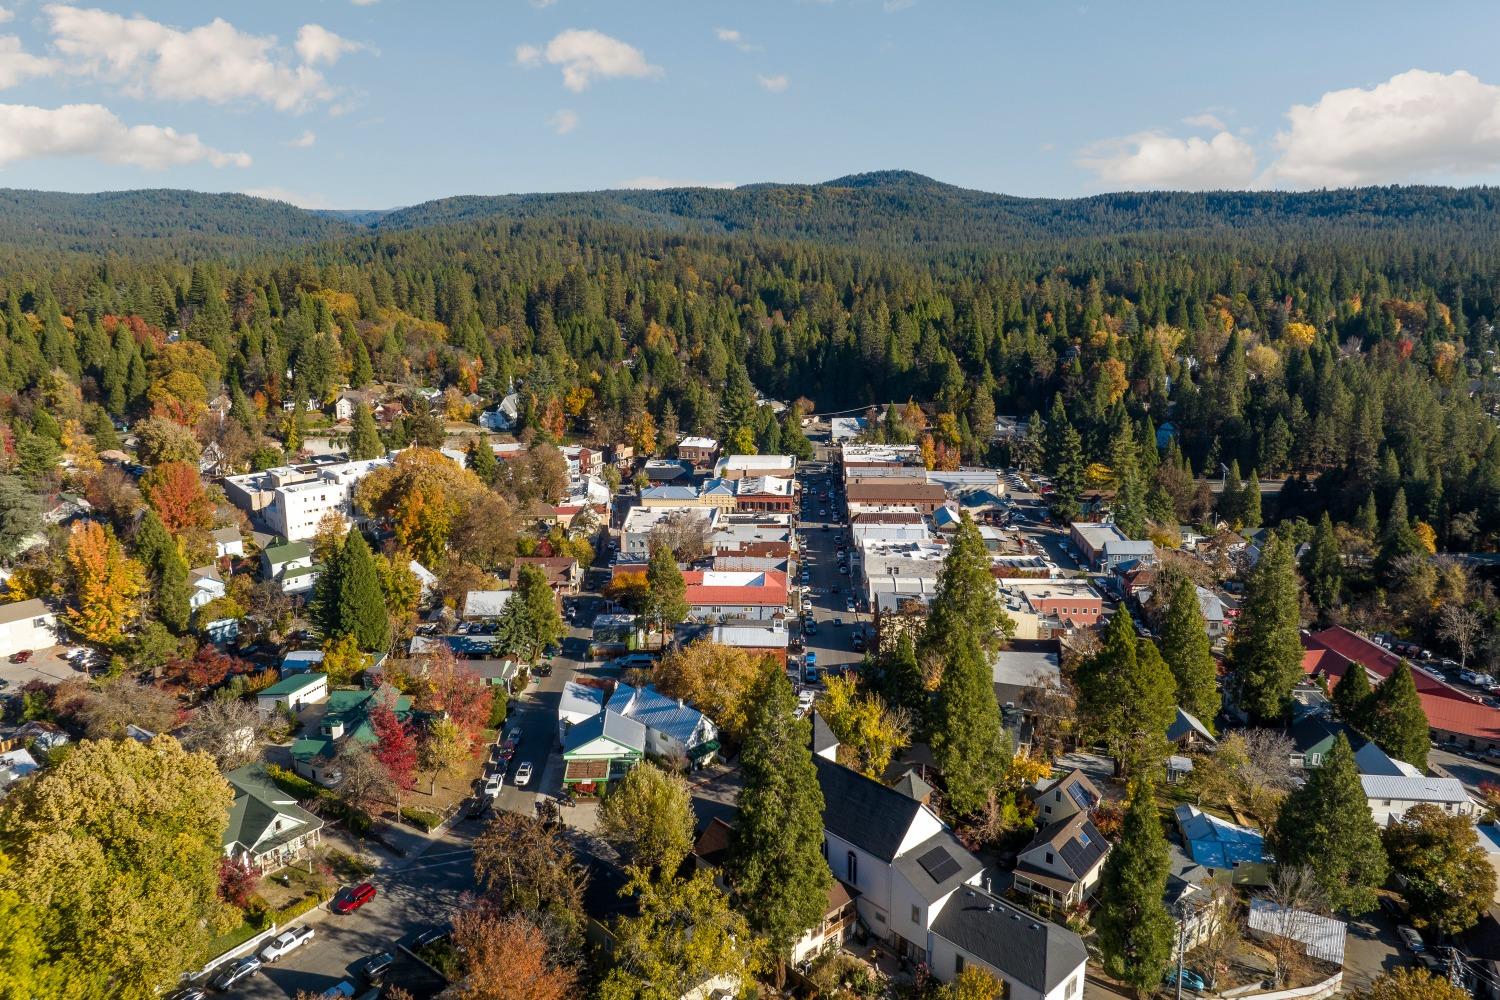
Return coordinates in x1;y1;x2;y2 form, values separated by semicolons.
63;521;146;645
1414;521;1438;555
1094;358;1128;405
817;674;914;778
653;641;770;742
626;411;658;456
1283;321;1317;348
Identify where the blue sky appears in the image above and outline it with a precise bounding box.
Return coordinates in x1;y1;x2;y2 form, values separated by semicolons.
1;0;1499;207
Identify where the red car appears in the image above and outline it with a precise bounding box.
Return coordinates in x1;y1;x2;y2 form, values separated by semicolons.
8;650;31;664
331;882;377;914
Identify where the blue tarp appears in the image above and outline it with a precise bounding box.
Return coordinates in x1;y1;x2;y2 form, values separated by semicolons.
1174;804;1266;868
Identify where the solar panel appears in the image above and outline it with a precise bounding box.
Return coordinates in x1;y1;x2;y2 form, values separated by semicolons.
917;846;962;883
1066;782;1096;810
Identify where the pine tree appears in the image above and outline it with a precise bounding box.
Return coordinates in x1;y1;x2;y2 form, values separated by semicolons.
1273;733;1388;914
1331;662;1373;728
1218;459;1243;525
642;544;689;637
1356;492;1380;540
1229;533;1303;721
335;530;390;652
133;510;191;633
1096;777;1175;993
1378;488;1424;578
931;628;1008;816
1077;610;1177;777
922;512;1013;661
1240;470;1262;529
311;535;344;637
347;402;383;461
1302;512;1343;613
468;435;498;482
350;336;374;388
1159;575;1218;729
1364;661;1429;769
726;665;831;988
1050;407;1085;522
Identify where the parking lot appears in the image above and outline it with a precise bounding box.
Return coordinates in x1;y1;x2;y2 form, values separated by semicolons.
0;644;90;690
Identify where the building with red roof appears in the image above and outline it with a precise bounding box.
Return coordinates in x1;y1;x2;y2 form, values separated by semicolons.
682;569;788;622
1302;626;1500;750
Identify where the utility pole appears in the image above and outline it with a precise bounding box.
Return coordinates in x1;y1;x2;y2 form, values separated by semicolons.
1175;903;1188;1000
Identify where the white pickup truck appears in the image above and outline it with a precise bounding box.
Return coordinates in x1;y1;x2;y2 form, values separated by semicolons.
259;925;315;963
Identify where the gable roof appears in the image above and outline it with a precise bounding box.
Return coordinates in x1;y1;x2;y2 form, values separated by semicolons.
811;710;839;757
224;764;323;856
0;598;53;626
1027;768;1101;813
1360;774;1471;805
1166;707;1217;746
258;671;327;698
931;888;1088;994
463;590;512;618
564;709;646;755
1173;803;1267;868
263;540;311;564
1021;813;1108;880
892;829;985;902
814;755;924;862
606;683;711;745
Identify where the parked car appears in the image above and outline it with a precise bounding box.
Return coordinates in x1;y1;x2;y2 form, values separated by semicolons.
852;635;865;653
514;762;534;786
354;950;396;981
1163;968;1206;992
412;925;450;948
320;982;356;999
1397;925;1425;953
484;774;503;798
259;925;315;962
210;956;262;990
165;989;208;1000
332;882;377;914
833;618;844;627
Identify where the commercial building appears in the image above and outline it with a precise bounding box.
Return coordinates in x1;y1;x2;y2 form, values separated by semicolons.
222;454;393;542
713;454;797;481
621;505;720;560
682;569;789;621
846;483;948;515
0;599;58;659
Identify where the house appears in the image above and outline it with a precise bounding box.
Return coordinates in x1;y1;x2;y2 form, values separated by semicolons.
1174;804;1267;869
1195;586;1230;640
281;650;326;675
1069;522;1126;567
1288;716;1405;773
1100;539;1157;573
681;569;788;622
676;436;719;467
693;816;859;965
992;640;1063;709
462;590;513;621
1303;626;1500;751
713;454;797;481
223;764;325;873
509;557;582;594
478;392;521;431
0;599;58;659
189;565;226;610
606;683;720;766
409;559;438;596
260;540;318;595
559;680;607;743
928;889;1091;1000
256;672;329;718
1012;812;1110;908
561;710;645;792
1166;707;1217;751
1361;774;1478;827
1026;768;1101;825
212;526;245;559
290;687;414;786
222;455;392;542
332;390;372;423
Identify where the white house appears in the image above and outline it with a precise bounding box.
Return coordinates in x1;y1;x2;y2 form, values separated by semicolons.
212;526;245;559
1361;774;1479;827
463;590;513;621
223;764;324;873
256;672;329;717
558;680;606;745
0;599;58;659
188;565;226;610
606;683;719;764
261;541;319;595
479;392;521;431
812;744;1088;999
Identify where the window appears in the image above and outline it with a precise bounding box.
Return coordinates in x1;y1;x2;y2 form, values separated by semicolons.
1045;852;1054;865
954;954;965;976
911;904;919;925
846;851;858;884
1066;976;1080;999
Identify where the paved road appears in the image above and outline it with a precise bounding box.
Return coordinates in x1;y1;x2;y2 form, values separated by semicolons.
793;461;865;679
224;831;478;999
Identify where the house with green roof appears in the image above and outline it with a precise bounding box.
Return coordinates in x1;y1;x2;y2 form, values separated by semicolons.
224;764;324;873
291;686;414;786
260;539;321;595
256;671;329;718
561;709;645;792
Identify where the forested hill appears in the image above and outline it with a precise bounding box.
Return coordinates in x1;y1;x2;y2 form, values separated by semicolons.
368;172;1500;249
5;174;1500;261
0;188;359;259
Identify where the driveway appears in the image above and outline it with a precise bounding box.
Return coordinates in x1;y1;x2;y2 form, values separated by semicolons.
0;645;88;689
1341;905;1410;992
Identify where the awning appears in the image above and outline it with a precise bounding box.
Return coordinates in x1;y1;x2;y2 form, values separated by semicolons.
688;739;721;762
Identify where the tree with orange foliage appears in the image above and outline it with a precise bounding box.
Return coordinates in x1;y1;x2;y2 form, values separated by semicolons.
63;521;147;645
449;907;578;1000
413;647;492;753
142;461;214;535
603;570;650;614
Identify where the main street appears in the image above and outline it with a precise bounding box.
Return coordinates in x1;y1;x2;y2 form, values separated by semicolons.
793;456;866;678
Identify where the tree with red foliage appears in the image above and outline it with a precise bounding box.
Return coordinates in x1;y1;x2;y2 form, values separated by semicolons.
217;856;261;910
164;647;247;693
371;699;418;808
141;461;213;535
415;648;491;756
449;906;578;1000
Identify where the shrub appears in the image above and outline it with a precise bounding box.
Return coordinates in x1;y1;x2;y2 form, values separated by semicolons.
276;890;328;923
264;763;318;800
400;806;443;832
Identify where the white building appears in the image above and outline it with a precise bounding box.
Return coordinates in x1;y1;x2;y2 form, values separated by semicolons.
222;455;393;542
0;599;58;659
621;505;720;560
212;526;245;559
256;672;329;717
188;566;226;610
1361;774;1479;827
713;454;797;481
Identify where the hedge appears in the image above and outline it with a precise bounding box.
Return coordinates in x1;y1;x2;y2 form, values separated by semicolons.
276;891;328;923
264;764;318;800
400;806;443;832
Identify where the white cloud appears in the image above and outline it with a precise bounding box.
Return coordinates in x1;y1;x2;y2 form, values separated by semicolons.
715;27;755;52
0;102;249;168
548;109;577;134
42;5;349;111
349;0;378;6
517;29;662;92
1265;69;1500;187
619;176;735;190
530;0;558;6
242;186;331;208
0;8;13;23
757;74;789;93
884;0;916;10
288;129;316;148
0;36;58;88
1183;112;1226;131
295;24;361;67
1077;129;1257;190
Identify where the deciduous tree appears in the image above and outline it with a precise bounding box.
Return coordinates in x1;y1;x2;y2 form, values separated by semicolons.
597;763;697;876
653;640;768;742
448;908;578;1000
63;521;147;645
473;811;585;946
1382;803;1496;935
140;461;213;536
